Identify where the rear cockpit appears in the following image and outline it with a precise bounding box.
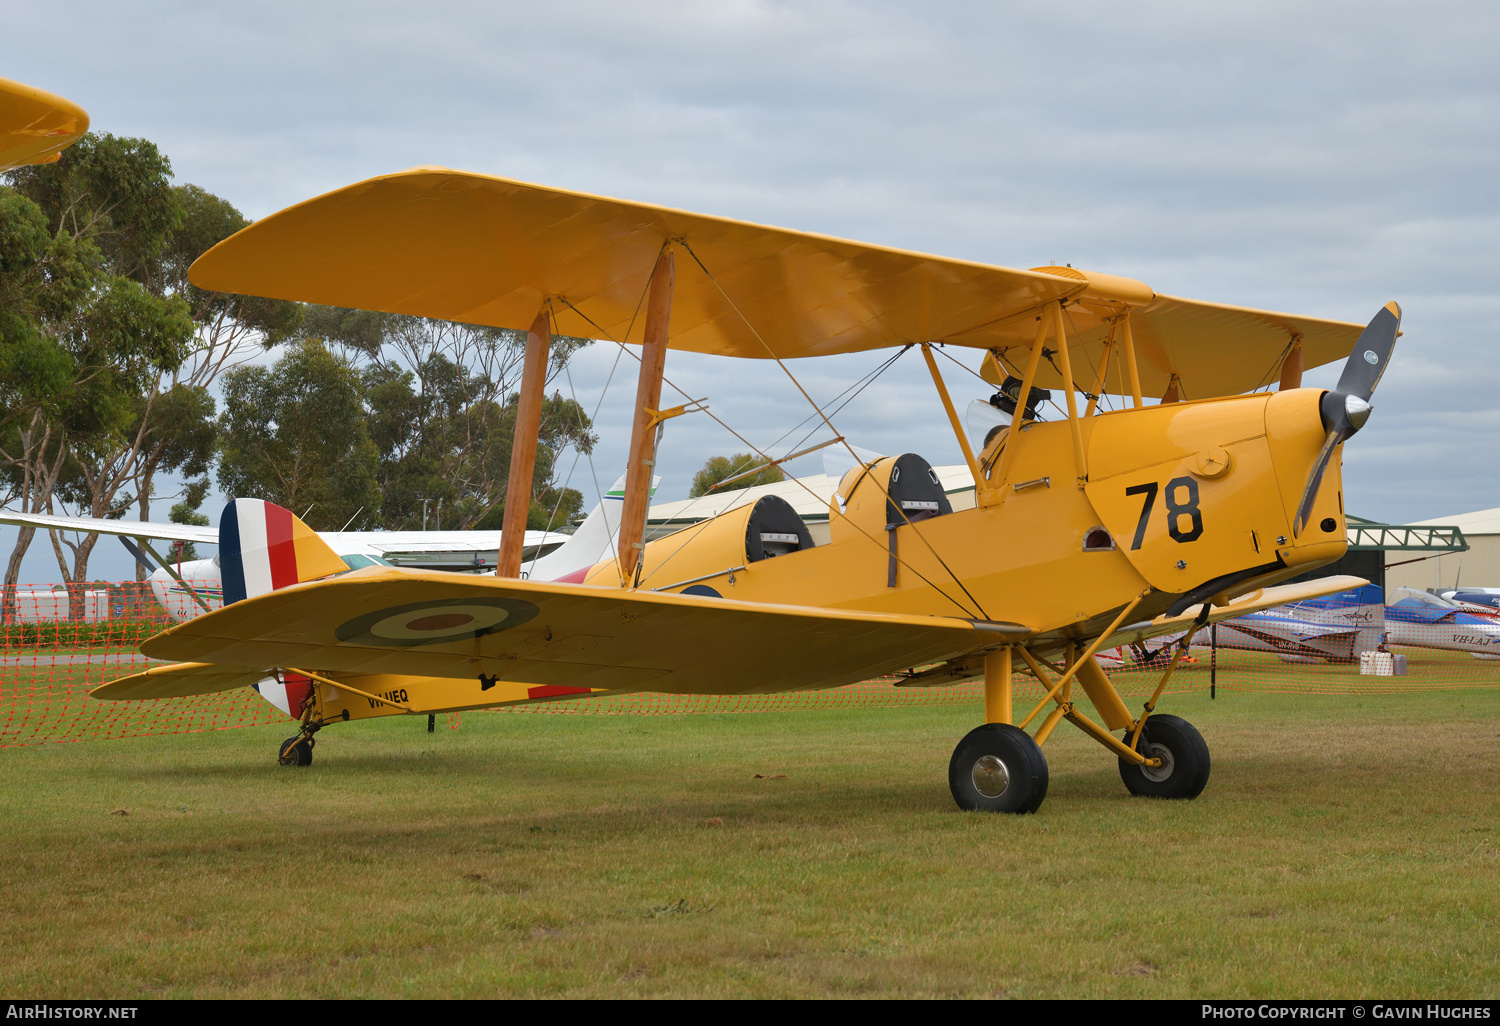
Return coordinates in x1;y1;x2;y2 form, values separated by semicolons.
745;495;816;561
885;453;953;527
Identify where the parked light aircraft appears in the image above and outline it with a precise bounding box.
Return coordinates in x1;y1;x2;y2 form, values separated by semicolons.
0;478;648;620
1385;587;1500;656
1438;588;1500;614
1148;584;1500;664
94;167;1400;814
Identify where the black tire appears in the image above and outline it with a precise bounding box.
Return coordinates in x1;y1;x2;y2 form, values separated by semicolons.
948;724;1049;814
278;735;313;767
1118;714;1209;799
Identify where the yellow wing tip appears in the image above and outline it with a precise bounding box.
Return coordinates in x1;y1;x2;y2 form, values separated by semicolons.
1384;300;1402;318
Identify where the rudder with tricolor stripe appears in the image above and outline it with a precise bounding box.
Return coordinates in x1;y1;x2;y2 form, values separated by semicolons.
219;498;350;604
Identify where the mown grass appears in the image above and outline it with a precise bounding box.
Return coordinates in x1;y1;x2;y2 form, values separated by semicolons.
1;689;1497;998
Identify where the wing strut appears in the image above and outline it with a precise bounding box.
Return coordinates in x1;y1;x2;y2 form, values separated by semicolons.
1119;311;1144;409
619;248;674;584
498;306;553;577
1050;302;1088;483
992;304;1055;500
1279;336;1304;391
136;537;212;613
921;344;993;504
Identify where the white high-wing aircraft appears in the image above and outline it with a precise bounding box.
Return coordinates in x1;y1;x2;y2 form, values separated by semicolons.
0;476;650;621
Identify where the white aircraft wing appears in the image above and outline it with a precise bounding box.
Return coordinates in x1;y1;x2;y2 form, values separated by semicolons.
0;509;217;545
0;510;566;570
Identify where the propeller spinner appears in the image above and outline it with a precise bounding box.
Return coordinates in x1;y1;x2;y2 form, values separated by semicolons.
1292;301;1402;537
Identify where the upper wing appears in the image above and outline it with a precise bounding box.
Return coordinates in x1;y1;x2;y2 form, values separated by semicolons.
986;292;1367;402
188;167;1077;361
1100;575;1370;651
0;76;89;170
140;566;1000;696
0;509;217;545
188;167;1363;396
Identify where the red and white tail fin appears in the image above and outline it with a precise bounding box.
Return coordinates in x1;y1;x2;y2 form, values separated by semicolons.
219;498;348;604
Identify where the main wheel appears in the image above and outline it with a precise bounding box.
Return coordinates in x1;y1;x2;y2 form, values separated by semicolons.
278;735;313;767
1118;714;1209;799
949;724;1049;813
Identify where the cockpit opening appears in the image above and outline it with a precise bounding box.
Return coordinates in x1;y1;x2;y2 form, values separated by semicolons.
745;495;816;561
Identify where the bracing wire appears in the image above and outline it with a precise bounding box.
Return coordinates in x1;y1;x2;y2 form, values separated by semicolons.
555;288;983;618
676;240;988;619
628;346;914;589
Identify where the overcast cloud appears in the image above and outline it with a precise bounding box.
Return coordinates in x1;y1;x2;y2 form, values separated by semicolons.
6;1;1500;581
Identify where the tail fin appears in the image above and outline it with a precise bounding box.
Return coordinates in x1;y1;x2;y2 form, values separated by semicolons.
219;499;349;605
524;473;657;581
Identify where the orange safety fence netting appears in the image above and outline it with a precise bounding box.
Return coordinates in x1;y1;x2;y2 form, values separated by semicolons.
3;583;1498;747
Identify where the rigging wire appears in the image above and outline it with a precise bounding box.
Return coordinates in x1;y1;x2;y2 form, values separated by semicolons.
752;344;912;470
677;240;989;620
544;267;661;585
556;289;983;619
629;346;914;589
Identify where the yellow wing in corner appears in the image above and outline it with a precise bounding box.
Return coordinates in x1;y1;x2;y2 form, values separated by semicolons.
0;76;89;170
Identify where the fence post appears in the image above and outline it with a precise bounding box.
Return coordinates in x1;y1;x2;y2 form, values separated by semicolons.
1210;623;1218;699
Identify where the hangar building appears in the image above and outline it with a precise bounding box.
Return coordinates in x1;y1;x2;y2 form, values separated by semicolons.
1386;507;1500;591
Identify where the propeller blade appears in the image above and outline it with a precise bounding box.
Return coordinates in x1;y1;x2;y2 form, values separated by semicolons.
1293;428;1341;538
1293;302;1401;539
1334;301;1402;401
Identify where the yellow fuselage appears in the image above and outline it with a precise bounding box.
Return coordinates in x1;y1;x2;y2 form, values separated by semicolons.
580;387;1346;647
310;386;1348;724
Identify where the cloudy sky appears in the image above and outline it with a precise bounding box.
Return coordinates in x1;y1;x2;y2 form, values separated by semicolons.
6;1;1500;581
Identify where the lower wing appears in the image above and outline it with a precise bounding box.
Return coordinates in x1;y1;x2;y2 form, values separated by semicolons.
136;567;1007;698
1099;575;1370;651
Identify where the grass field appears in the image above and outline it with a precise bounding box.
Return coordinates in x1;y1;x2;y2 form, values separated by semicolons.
2;688;1498;998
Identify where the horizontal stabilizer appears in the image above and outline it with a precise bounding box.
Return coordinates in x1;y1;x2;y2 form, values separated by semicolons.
91;662;271;701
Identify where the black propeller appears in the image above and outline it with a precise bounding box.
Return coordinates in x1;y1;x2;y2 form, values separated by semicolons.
1292;301;1402;537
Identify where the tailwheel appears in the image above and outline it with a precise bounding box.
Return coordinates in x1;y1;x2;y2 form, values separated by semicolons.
1119;714;1210;799
948;723;1049;814
278;734;314;767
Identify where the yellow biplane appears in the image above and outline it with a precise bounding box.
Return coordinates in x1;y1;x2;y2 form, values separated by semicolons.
97;167;1398;813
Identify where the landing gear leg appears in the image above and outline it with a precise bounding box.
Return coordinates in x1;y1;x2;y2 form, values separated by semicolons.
277;693;322;768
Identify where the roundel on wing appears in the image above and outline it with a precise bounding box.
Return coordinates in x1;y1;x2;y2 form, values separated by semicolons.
334;597;540;648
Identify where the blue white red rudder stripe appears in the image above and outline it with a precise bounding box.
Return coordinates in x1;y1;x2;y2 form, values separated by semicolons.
219;498;349;605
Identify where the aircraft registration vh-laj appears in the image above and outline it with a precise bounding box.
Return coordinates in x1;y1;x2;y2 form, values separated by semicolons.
95;166;1399;814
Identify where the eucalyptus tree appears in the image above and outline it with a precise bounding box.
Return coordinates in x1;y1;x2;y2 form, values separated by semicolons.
0;135;196;613
689;453;787;498
1;138;300;603
217;339;381;532
304;306;597;532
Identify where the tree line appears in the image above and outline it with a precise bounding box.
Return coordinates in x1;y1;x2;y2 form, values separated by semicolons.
1;132;595;615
